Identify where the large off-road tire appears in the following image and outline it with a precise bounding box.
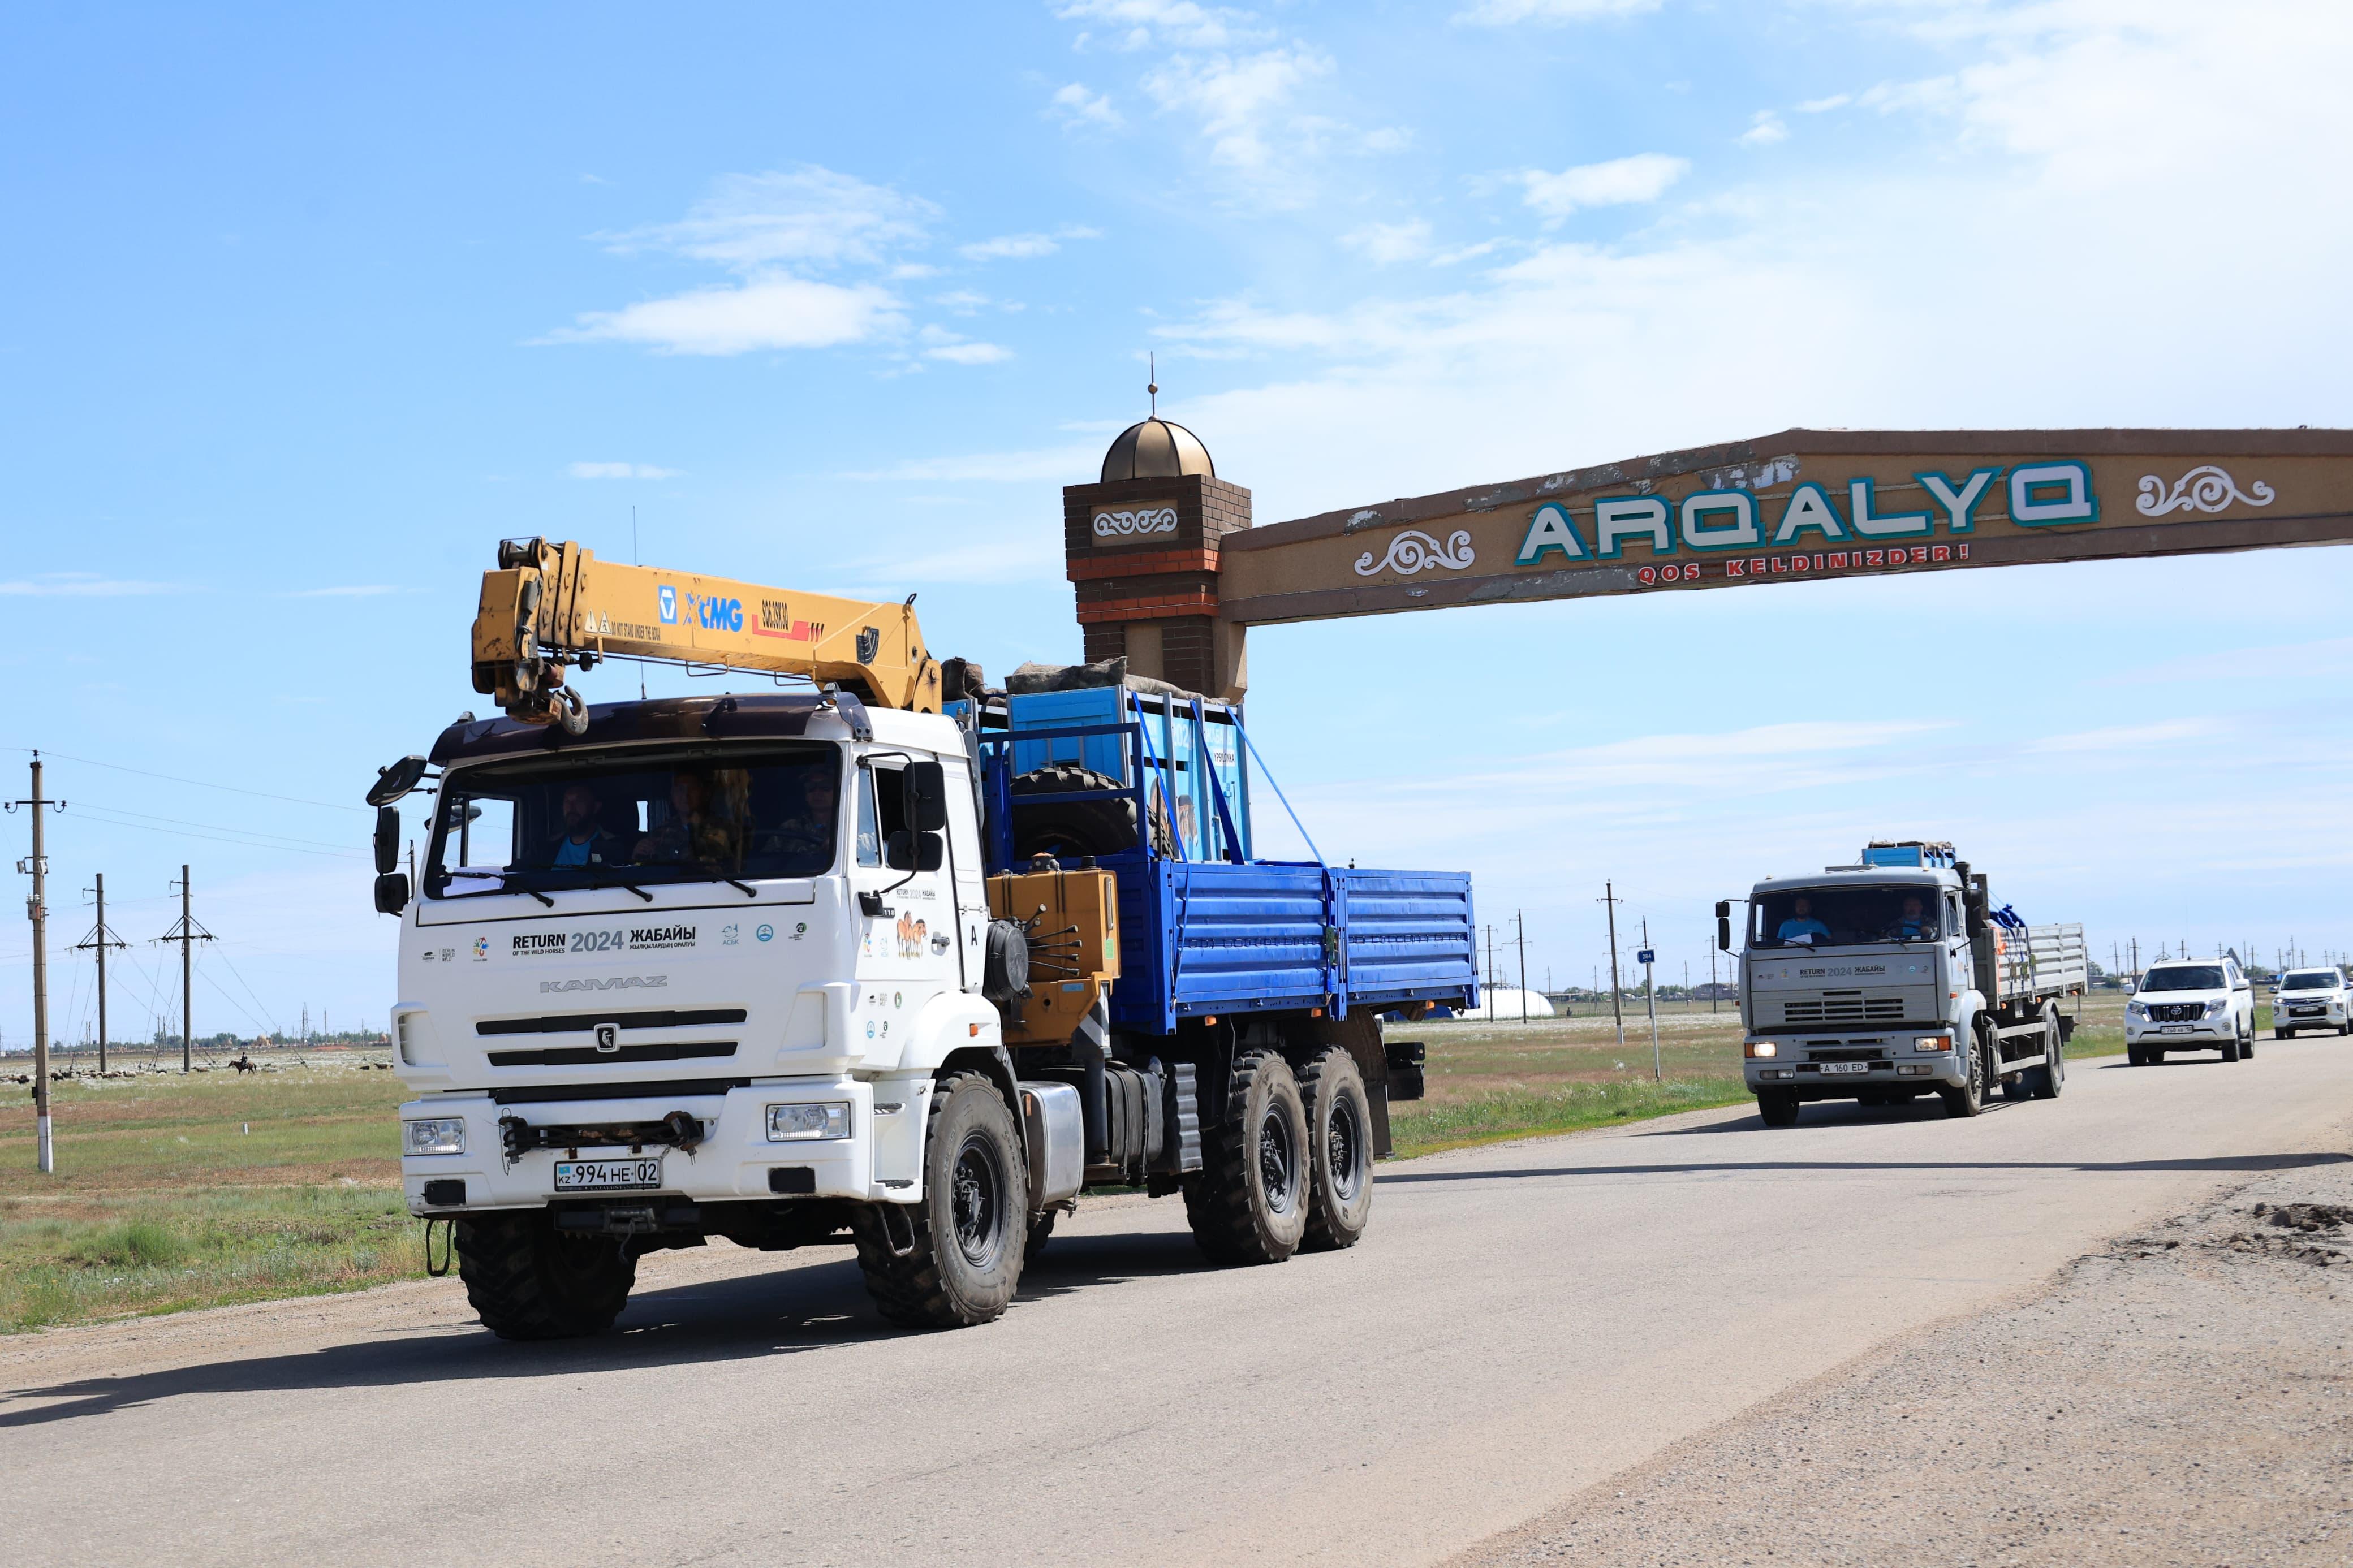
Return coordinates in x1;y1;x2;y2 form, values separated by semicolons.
1184;1050;1310;1265
1299;1047;1374;1252
1009;764;1175;861
454;1212;638;1341
1757;1089;1800;1128
852;1072;1026;1329
2220;1031;2242;1062
1940;1034;1989;1118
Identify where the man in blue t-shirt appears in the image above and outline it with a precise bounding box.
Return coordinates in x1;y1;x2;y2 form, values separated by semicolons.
1777;895;1829;943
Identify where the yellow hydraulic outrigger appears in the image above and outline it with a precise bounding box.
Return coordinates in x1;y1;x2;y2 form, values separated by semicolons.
471;538;943;731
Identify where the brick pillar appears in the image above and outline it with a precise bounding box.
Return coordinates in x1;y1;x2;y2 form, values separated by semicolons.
1063;473;1250;699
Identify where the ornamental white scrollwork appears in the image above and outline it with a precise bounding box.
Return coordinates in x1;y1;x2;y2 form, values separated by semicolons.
1093;506;1179;538
1354;528;1476;577
2136;465;2275;516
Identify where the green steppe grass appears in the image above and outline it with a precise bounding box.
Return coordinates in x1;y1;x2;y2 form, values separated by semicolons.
0;991;2153;1331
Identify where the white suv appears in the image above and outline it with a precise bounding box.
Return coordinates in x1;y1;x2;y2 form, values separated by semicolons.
2272;967;2351;1039
2126;957;2256;1065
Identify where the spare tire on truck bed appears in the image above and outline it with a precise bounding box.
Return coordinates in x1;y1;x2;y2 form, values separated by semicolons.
1009;764;1175;860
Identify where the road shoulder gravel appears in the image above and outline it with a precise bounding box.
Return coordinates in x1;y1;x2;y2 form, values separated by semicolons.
1447;1152;2353;1567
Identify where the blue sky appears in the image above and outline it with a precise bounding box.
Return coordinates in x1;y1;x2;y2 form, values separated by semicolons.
6;1;2353;1042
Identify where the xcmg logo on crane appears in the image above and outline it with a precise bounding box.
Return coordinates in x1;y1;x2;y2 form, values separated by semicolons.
663;588;743;632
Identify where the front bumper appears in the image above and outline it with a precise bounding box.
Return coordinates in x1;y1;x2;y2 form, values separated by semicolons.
2126;1017;2233;1044
1743;1034;1964;1094
2274;1001;2346;1029
399;1075;933;1217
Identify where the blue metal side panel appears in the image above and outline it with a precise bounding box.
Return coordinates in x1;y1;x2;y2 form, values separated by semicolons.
1337;869;1479;1010
1167;862;1330;1014
1008;690;1127;780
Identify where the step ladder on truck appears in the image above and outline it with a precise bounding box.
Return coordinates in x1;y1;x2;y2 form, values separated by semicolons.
366;538;1476;1337
1721;840;2085;1128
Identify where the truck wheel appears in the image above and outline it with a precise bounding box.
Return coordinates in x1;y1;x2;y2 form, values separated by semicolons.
1008;764;1175;859
1940;1037;1988;1118
2029;1009;2065;1099
454;1212;637;1341
1184;1050;1310;1265
1756;1090;1800;1128
2277;1026;2295;1040
2220;1031;2242;1062
2239;1018;2255;1060
852;1072;1026;1329
1299;1047;1374;1252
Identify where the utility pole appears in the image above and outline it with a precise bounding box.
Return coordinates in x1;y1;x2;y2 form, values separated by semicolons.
1599;883;1626;1052
74;872;127;1075
8;754;65;1173
159;865;213;1072
1640;916;1661;1081
1484;924;1496;1017
1514;910;1529;1023
1710;939;1719;1015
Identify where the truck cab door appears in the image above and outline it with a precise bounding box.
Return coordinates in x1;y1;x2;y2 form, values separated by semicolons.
851;757;957;1051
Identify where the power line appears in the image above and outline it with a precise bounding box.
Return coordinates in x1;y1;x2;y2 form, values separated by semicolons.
70;801;367;853
66;808;368;861
5;747;366;814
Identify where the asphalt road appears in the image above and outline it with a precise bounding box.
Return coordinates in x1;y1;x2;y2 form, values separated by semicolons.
6;1042;2351;1568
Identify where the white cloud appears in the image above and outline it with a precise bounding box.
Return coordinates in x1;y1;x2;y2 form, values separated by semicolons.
1797;93;1851;113
1455;0;1660;23
606;166;936;270
925;341;1014;365
2026;719;2221;754
1049;81;1123;128
1738;110;1787;146
1341;219;1434;265
962;234;1062;261
1056;0;1266;50
932;290;991;313
568;462;681;480
916;325;1013;365
1141;45;1334;174
1516;153;1690;221
549;275;904;356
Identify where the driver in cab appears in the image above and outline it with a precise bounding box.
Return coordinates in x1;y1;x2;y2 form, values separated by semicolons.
1889;894;1939;940
1777;896;1829;944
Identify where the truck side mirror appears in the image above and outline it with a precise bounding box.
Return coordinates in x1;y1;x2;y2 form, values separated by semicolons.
366;755;429;806
886;830;945;872
373;872;410;916
903;760;949;833
374;806;401;875
1714;901;1732;952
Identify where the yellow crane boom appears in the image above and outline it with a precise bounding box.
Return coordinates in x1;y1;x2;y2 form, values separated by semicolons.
471;537;943;730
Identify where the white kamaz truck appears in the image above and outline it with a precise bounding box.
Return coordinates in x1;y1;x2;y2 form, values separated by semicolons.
1719;841;2085;1126
369;539;1474;1338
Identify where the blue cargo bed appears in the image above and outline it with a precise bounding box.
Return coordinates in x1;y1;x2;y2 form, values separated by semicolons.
971;689;1476;1033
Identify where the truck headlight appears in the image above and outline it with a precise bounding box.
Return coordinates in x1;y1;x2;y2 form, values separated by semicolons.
2204;999;2229;1017
1913;1035;1952;1053
403;1118;467;1157
767;1102;851;1142
1744;1040;1778;1059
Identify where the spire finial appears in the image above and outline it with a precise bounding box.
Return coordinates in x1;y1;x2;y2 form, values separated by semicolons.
1148;352;1158;418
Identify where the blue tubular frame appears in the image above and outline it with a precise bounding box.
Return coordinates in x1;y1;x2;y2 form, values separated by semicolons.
976;698;1476;1033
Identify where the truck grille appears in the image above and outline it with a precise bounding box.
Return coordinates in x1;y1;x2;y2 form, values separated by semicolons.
486;1041;738;1068
2145;1003;2204;1023
478;1008;747;1036
1806;1046;1886;1061
1780;996;1906;1025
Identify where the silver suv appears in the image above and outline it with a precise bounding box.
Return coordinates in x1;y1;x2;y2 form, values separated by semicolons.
2272;967;2351;1039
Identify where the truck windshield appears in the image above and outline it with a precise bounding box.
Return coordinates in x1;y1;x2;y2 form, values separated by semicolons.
2139;965;2225;992
2282;970;2339;991
1752;885;1942;947
426;741;841;897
